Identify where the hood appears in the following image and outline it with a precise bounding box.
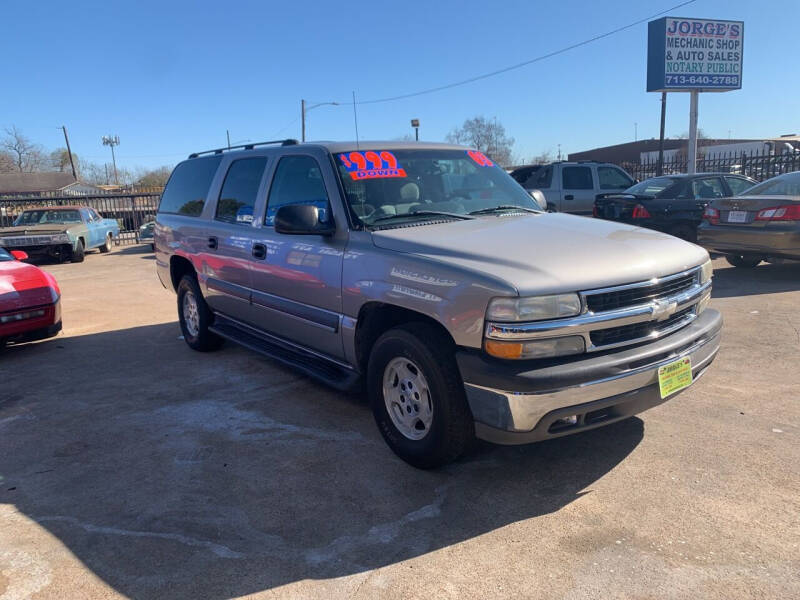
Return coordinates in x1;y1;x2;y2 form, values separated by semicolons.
371;213;709;296
0;261;58;311
0;224;74;236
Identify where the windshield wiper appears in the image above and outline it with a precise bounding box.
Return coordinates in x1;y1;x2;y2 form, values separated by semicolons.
468;205;538;216
369;210;475;226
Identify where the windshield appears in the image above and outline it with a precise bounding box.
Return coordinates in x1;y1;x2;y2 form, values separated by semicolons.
744;172;800;196
335;149;538;226
624;177;680;196
14;209;83;225
0;248;12;262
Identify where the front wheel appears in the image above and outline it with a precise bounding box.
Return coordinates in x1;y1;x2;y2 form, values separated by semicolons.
726;254;763;268
367;323;474;469
71;239;85;263
177;275;223;351
99;233;113;253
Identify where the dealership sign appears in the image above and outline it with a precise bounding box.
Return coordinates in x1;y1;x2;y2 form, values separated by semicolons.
647;17;743;92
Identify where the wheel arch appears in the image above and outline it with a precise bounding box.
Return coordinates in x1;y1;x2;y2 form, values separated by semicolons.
353;302;456;374
170;255;196;291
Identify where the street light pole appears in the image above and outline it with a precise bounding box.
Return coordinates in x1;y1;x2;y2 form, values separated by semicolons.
301;100;338;142
411;119;420;141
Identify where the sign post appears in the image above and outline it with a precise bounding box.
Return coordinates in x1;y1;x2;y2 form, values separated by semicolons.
647;17;743;174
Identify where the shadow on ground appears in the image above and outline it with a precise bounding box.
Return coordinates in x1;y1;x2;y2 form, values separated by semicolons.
0;322;643;599
711;260;800;299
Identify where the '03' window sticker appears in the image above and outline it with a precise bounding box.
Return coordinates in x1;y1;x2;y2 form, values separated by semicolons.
339;151;407;180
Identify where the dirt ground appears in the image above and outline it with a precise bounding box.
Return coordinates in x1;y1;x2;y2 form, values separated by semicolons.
1;244;798;599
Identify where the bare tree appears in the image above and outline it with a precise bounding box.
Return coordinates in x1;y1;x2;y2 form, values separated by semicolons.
135;166;172;187
0;151;15;173
529;150;554;165
446;116;515;167
1;126;46;172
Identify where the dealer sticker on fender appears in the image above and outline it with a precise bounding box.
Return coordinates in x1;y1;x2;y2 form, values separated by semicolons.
658;357;693;398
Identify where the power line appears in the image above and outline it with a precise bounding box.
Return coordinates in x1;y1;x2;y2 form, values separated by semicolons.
351;0;698;105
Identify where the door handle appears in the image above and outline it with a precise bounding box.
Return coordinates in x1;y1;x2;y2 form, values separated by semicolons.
207;236;218;250
252;243;267;260
564;194;574;200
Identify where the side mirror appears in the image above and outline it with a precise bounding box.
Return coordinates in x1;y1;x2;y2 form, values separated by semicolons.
528;189;547;211
10;250;29;261
274;204;335;236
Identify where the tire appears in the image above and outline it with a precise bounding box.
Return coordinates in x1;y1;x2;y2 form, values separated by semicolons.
367;322;474;469
726;254;762;268
177;275;223;352
150;243;155;252
71;239;85;263
99;233;113;253
669;223;697;243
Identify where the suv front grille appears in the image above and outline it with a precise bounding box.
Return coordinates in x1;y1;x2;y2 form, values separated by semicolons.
589;307;693;347
584;272;697;313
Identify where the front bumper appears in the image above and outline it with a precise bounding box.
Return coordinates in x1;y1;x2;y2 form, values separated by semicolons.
698;223;800;259
458;308;722;444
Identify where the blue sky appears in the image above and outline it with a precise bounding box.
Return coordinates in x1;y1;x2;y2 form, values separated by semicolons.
2;0;797;170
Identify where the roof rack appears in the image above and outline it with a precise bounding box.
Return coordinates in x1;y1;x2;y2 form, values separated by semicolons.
188;139;298;158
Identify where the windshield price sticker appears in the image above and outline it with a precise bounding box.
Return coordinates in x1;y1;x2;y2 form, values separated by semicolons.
339;151;407;180
657;357;693;399
467;150;494;166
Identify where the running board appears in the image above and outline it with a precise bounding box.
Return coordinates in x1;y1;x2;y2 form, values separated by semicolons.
209;315;361;392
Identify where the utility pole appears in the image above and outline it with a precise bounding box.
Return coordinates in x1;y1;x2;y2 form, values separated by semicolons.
61;126;77;179
102;135;120;185
634;122;638;142
657;92;667;176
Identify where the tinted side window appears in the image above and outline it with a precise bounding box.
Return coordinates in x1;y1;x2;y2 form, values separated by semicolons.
597;166;634;190
725;177;755;196
265;156;329;226
159;156;222;216
562;166;593;190
215;158;267;225
534;166;553;188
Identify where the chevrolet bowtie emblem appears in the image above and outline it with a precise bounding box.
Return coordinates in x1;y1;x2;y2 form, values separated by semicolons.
652;300;678;321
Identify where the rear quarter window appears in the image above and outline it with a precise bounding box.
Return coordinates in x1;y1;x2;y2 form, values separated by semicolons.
159;156;222;216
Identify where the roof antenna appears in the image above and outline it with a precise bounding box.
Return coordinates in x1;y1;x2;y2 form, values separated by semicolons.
352;90;360;149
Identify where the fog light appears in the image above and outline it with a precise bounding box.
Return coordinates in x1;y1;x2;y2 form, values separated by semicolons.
554;415;578;427
485;335;585;359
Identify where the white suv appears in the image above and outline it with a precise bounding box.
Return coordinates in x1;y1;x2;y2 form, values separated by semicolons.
527;161;635;215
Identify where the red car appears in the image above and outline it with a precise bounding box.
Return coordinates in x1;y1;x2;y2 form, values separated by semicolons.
0;248;62;347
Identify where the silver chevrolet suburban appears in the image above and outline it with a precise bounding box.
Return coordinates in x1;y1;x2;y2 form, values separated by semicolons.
155;140;721;468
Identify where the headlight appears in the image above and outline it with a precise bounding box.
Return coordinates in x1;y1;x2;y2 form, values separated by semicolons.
699;259;713;284
485;336;585;360
486;294;581;322
51;233;71;243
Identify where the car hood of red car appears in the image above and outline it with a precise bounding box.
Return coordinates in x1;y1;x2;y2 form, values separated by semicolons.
0;260;58;312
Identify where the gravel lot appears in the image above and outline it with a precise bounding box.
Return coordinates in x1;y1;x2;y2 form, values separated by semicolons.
1;244;798;599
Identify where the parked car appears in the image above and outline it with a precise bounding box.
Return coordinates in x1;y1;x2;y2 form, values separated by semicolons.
509;164;543;188
594;173;757;242
0;248;62;347
526;161;635;214
698;171;800;267
139;220;155;250
0;206;119;263
156;140;721;468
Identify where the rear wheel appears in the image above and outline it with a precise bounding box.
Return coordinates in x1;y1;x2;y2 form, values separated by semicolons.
367;322;474;469
99;233;113;253
71;239;85;263
726;254;763;268
177;275;222;351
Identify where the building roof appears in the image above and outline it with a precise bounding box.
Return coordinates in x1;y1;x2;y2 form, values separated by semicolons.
0;172;77;194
